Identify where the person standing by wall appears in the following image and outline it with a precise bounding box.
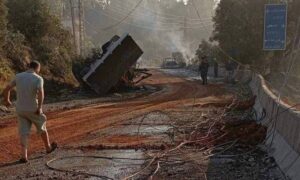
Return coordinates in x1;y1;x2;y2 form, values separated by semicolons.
2;61;57;163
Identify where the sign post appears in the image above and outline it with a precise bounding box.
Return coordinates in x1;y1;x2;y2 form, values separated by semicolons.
263;4;287;51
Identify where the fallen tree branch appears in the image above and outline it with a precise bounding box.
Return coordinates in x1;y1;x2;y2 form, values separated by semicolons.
149;161;161;179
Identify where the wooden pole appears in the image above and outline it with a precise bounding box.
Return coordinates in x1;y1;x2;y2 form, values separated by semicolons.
69;0;79;55
78;0;85;56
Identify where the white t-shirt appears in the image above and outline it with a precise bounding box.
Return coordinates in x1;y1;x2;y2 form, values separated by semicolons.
11;71;44;112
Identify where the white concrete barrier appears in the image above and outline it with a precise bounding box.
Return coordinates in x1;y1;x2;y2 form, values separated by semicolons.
249;74;300;180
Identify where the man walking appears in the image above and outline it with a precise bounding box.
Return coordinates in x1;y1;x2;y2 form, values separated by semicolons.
199;56;209;85
3;61;57;163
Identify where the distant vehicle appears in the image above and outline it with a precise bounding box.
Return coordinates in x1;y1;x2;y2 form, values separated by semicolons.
161;57;181;69
172;52;186;68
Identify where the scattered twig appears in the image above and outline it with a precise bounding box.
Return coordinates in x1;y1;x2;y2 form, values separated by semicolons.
149;161;161;179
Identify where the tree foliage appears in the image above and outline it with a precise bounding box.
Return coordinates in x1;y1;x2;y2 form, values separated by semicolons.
212;0;300;73
0;0;11;86
0;0;7;51
0;0;77;91
6;0;76;82
212;0;266;66
195;39;224;65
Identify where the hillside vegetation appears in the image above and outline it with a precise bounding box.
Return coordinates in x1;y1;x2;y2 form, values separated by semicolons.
0;0;77;92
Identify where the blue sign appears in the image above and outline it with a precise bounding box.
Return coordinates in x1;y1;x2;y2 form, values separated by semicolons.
264;4;287;50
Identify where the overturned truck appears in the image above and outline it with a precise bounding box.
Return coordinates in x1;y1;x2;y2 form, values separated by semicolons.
81;34;146;95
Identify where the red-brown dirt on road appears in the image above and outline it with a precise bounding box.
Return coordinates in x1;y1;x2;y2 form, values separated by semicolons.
0;70;232;163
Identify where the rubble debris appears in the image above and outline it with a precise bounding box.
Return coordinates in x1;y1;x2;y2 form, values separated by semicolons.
55;106;268;178
193;96;257;111
132;68;152;84
119;106;269;179
80;34;144;95
230;95;257;111
220;120;267;145
111;68;152;92
0;105;9;113
66;144;168;152
0;105;12;118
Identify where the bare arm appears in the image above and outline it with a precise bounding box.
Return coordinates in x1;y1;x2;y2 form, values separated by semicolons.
36;87;44;114
36;78;44;114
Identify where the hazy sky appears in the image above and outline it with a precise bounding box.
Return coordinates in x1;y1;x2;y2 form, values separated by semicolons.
60;0;217;65
82;0;216;64
214;0;220;9
176;0;189;5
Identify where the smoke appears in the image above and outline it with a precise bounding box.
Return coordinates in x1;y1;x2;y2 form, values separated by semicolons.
157;0;189;5
132;0;212;65
213;0;220;9
83;0;214;66
166;30;194;64
176;0;189;5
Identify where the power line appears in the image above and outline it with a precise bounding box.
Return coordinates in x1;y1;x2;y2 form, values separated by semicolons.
87;7;213;32
109;0;212;21
102;11;212;30
104;0;213;24
88;10;213;32
104;5;212;26
101;0;144;31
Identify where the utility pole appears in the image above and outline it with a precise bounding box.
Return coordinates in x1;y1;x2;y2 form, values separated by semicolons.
69;0;78;55
183;2;191;44
62;0;66;18
57;0;64;19
183;16;187;43
60;0;65;19
78;0;85;56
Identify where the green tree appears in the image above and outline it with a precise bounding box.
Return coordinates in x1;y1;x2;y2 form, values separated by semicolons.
6;0;76;83
212;0;266;67
212;0;300;73
0;0;7;51
195;40;224;65
196;40;213;58
0;0;11;89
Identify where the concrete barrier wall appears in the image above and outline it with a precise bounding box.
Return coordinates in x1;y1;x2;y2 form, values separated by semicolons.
249;74;300;180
